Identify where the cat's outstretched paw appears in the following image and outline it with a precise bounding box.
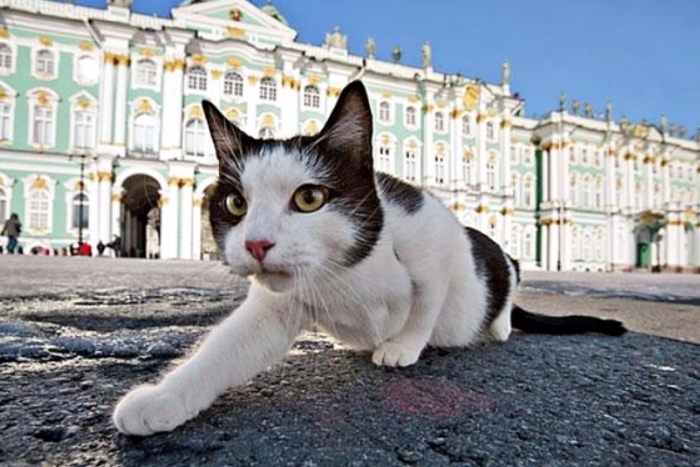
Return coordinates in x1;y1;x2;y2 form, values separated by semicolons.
113;384;191;436
372;341;422;367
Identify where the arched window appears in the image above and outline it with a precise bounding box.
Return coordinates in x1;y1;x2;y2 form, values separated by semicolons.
486;158;498;191
377;143;393;173
523;175;534;208
187;66;207;91
135;59;157;86
72;193;89;229
434;151;447;185
462;115;471;136
133;113;157;153
259;126;275;139
0;43;13;72
512;173;521;206
378;101;391;123
0;100;12;141
405;107;417;127
486;122;495;140
510;225;521;259
184;118;207;157
523;227;535;259
434;112;445;132
28;190;50;231
73;109;95;150
463;153;474;185
581;175;592;208
32;105;54;146
569;146;577;165
571;226;581;261
259;77;277;101
35;49;55;76
223;71;244;97
303;85;320;108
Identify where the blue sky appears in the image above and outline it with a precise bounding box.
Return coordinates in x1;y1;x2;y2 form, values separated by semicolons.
76;0;699;136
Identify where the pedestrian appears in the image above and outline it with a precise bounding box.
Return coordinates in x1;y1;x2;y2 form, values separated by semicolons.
97;241;106;256
1;213;22;254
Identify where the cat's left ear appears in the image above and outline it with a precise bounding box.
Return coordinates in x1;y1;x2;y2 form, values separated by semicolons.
202;100;255;162
316;81;373;169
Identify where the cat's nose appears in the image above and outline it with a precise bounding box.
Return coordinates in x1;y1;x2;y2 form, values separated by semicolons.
244;239;275;262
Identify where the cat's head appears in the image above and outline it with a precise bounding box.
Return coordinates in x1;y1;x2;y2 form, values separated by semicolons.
203;81;383;293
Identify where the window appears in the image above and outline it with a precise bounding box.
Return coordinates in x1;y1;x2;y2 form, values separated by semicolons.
303;85;320;108
569;146;577;165
378;101;391;124
462;115;471;136
33;105;54;146
76;56;99;85
72;193;89;229
405;107;417;127
187;66;207;91
486;161;497;191
581;148;589;165
434;112;445;132
434;153;446;185
223;71;244;97
259;77;277;101
28;190;50;231
581;176;591;208
523;148;534;166
35;50;55;77
512;173;521;206
0;101;12;141
571;227;581;261
259;126;275;139
404;149;417;182
510;146;518;165
0;43;12;72
133;114;157;153
135;59;157;87
523;175;534;207
594;178;603;209
73;110;95;150
463;154;474;185
377;145;393;173
184;118;207;157
523;228;535;259
570;175;579;205
486;122;495;140
510;226;521;259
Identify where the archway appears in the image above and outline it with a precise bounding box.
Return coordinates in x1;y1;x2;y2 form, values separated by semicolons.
120;174;162;258
200;184;222;261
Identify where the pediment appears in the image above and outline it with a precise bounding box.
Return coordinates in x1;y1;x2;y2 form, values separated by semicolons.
172;0;297;44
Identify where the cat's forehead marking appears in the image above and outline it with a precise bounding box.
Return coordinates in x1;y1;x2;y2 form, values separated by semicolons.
240;145;319;194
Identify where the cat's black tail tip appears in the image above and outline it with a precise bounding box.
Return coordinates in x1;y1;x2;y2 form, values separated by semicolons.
512;305;628;337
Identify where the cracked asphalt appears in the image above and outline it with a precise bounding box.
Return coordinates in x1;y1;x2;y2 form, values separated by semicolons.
1;256;699;467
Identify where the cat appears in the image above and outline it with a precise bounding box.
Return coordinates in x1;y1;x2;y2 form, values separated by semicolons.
113;81;626;436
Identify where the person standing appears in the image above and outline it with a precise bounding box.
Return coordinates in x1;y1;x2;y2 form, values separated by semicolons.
1;213;22;254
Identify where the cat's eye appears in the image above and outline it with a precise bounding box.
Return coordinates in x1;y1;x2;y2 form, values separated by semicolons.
292;185;328;213
224;191;247;217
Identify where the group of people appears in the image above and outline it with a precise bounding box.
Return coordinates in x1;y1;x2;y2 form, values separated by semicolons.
2;213;121;257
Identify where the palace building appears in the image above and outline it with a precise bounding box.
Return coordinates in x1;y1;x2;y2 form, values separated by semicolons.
0;0;698;271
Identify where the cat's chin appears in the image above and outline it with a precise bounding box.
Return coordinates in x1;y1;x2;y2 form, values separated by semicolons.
252;270;295;293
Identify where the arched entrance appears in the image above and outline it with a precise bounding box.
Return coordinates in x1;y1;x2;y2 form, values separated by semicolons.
200;184;221;261
120;174;162;258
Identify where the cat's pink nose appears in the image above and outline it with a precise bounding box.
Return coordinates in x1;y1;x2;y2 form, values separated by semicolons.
244;239;275;262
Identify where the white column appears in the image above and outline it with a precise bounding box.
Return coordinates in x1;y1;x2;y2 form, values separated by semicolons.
501;118;512;197
112;55;129;147
111;188;122;246
605;148;617;209
549;218;560;271
98;53;116;145
161;56;185;156
280;73;299;137
423;100;435;187
88;167;100;245
624;151;635;209
644;154;654;209
475;112;486;191
98;171;112;245
179;178;194;259
192;196;203;261
160;178;180;259
541;221;549;270
661;156;671;203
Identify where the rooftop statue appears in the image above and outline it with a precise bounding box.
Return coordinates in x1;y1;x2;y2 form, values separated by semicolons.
501;60;510;86
422;42;431;69
365;37;376;59
325;26;347;50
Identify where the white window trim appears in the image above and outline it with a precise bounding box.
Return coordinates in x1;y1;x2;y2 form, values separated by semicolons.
404;105;418;129
31;47;59;81
27;88;59;150
132;57;162;91
22;174;55;235
434;111;447;134
73;54;100;87
128;98;161;155
259;77;278;102
462;115;473;137
377;101;393;126
222;70;245;99
302;84;322;110
0;84;17;144
186;65;209;95
63;178;90;235
0;41;17;76
68;92;97;153
403;138;422;183
183;116;208;158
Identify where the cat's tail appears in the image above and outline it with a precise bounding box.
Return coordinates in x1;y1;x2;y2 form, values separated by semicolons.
511;305;627;336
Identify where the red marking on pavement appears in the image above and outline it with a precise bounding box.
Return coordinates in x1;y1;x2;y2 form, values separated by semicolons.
383;379;494;419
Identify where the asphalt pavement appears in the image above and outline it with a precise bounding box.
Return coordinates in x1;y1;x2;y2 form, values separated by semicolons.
1;256;699;467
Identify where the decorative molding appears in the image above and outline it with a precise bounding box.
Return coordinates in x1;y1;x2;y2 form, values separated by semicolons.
248;75;259;85
408;94;419;103
475;204;488;214
78;41;94;52
111;193;122;202
38;36;53;47
167;176;180;186
500;119;511;128
158;196;168;207
190;54;207;66
475;114;485;123
262;65;276;77
210;69;223;80
97;171;113;182
135;98;154;115
227;56;243;69
138;47;156;58
188;106;203;119
307;73;321;85
226;26;245;39
179;178;195;188
30;177;49;191
0;28;10;39
326;87;341;97
423;103;434;114
164;59;186;72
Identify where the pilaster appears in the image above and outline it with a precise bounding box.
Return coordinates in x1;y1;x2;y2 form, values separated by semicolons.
179;177;194;259
192;196;204;261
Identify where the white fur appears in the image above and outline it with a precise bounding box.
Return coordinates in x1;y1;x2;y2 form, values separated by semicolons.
113;150;511;436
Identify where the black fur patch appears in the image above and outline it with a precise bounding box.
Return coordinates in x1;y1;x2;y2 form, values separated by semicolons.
375;172;424;215
464;227;512;325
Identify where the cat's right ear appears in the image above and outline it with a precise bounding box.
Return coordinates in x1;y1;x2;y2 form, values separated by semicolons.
202;100;254;162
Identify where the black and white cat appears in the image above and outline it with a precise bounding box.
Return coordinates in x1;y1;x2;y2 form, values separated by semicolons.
113;81;625;436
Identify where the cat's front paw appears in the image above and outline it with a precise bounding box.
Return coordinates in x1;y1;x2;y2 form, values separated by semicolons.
113;384;191;436
372;341;422;367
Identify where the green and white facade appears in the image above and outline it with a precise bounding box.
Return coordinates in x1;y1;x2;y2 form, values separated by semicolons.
0;0;698;271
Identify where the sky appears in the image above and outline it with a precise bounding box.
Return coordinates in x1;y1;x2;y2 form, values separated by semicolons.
75;0;700;136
